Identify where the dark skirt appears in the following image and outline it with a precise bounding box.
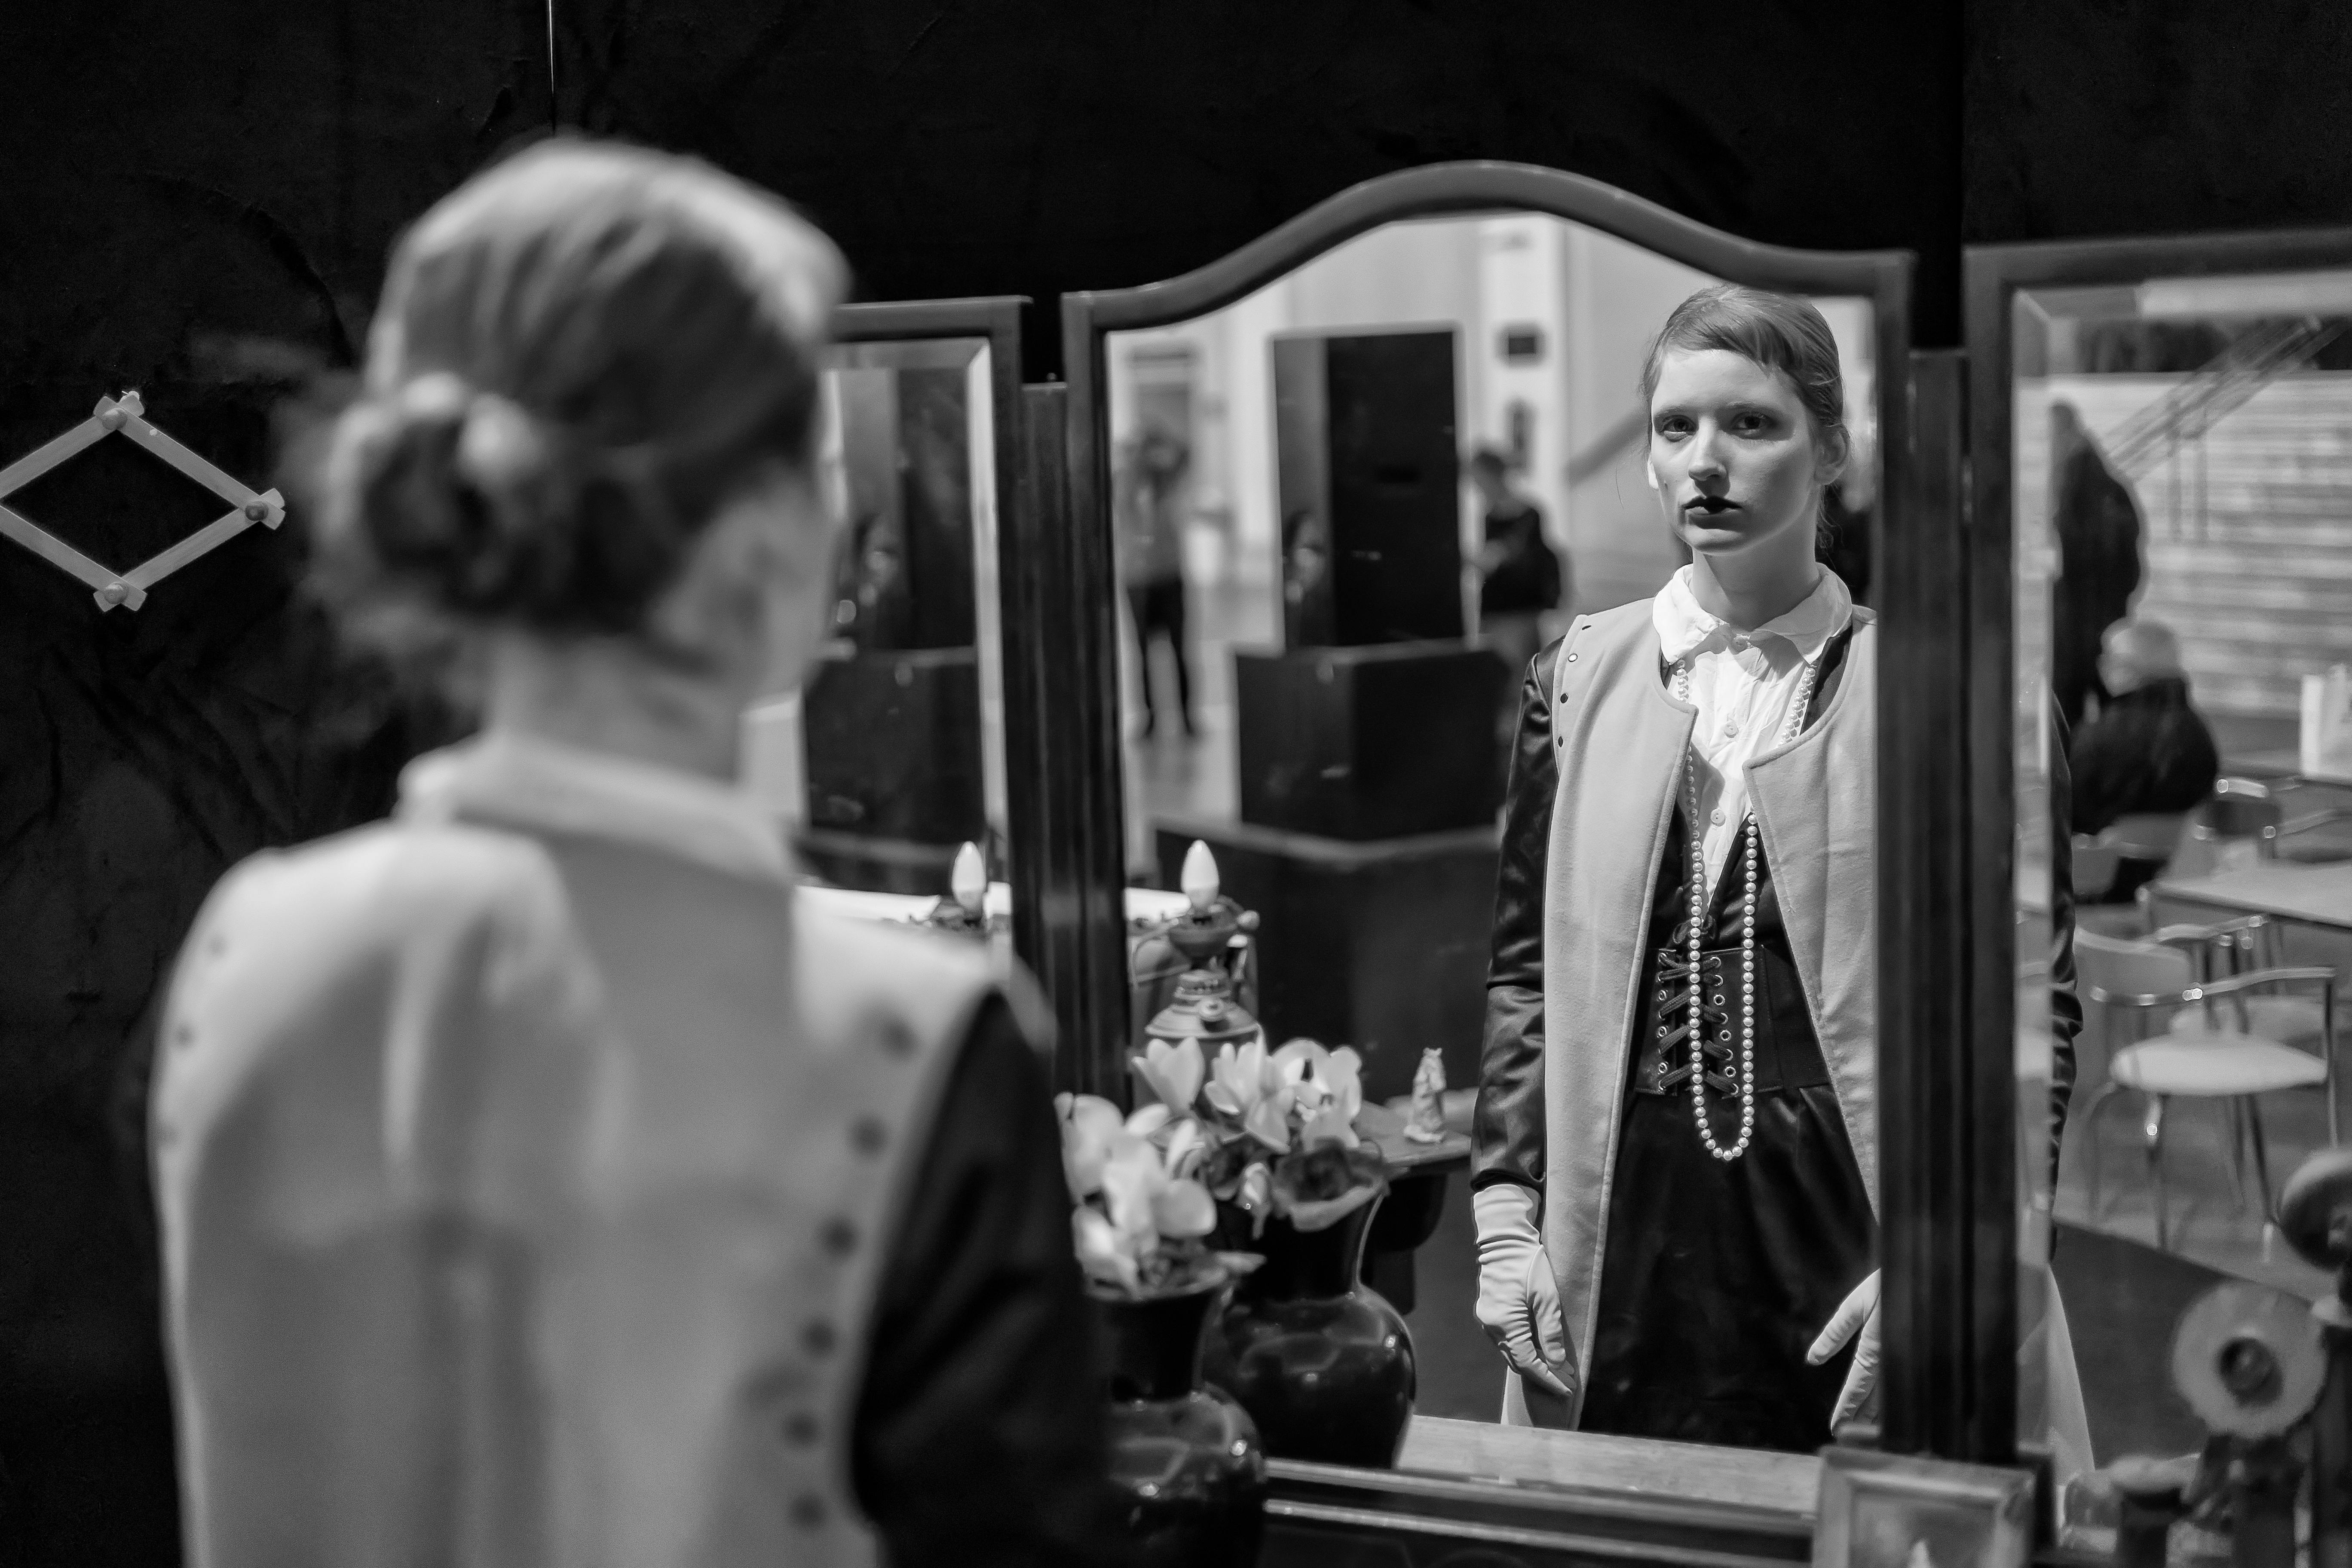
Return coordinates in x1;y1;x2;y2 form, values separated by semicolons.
1576;1081;1876;1452
1577;812;1878;1453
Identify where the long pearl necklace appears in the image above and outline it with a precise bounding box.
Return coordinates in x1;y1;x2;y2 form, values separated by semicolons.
1669;652;1819;1162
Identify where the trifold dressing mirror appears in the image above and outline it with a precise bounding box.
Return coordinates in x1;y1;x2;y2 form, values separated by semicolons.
1064;162;1949;1558
1972;230;2352;1491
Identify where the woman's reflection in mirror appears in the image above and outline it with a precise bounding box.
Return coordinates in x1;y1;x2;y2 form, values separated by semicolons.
149;138;1117;1566
1473;284;1886;1451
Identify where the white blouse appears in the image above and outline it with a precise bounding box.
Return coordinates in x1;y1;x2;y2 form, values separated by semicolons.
1649;565;1854;894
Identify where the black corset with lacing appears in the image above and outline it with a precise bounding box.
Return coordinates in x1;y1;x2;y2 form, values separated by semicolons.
1629;807;1831;1098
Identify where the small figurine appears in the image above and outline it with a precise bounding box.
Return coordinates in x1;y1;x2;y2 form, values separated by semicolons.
1404;1047;1447;1144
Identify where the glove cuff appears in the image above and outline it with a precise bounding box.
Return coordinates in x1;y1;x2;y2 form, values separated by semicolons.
1473;1180;1541;1250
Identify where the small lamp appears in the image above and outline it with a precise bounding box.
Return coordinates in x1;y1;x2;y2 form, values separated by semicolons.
1142;841;1262;1051
926;842;993;936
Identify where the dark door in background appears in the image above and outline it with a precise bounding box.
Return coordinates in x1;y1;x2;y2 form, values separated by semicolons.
1273;328;1462;647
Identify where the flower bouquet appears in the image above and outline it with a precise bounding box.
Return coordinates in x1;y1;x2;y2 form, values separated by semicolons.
1132;1034;1388;1240
1056;1089;1271;1566
1056;1092;1259;1297
1134;1035;1412;1468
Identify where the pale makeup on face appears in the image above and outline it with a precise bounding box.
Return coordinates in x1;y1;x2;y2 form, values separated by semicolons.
1647;348;1844;623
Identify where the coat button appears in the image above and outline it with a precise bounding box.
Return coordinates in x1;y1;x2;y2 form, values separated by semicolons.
1565;653;1577;664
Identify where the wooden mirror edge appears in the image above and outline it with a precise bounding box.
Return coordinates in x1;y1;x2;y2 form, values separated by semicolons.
1955;224;2352;1477
826;298;1116;1056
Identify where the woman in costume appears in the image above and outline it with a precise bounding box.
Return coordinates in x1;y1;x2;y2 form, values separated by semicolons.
1473;283;2088;1455
149;141;1115;1565
1472;285;1883;1449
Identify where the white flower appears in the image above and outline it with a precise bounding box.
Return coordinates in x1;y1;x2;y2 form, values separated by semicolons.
1267;1039;1362;1144
1162;1116;1207;1181
1133;1036;1206;1112
1057;1093;1184;1200
1099;1137;1165;1244
1204;1035;1273;1117
1244;1084;1295;1151
1270;1038;1332;1109
1074;1207;1139;1293
1054;1093;1127;1199
1153;1176;1217;1238
1097;1130;1220;1250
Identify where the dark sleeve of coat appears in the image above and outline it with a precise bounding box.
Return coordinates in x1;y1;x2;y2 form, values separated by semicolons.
2045;698;2085;1205
852;996;1122;1567
1473;643;1559;1193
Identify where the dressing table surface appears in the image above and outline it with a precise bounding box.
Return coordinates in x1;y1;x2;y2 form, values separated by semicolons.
1394;1415;1819;1519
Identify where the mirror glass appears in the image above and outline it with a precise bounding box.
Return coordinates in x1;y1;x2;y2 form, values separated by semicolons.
2011;266;2352;1475
1104;209;1880;1458
740;336;1008;900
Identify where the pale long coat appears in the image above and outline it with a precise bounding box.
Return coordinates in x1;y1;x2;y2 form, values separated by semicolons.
1531;598;1880;1422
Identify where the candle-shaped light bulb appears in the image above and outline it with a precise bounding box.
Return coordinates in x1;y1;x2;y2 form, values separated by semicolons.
952;842;987;916
1181;840;1219;913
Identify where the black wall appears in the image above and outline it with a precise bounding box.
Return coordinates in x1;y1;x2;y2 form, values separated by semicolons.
2;0;2349;1560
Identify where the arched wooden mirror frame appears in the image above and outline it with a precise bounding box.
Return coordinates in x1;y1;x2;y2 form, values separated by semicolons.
1050;162;2024;1550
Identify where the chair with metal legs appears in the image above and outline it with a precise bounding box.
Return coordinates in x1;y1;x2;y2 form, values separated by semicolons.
2147;910;2334;1048
2073;928;2341;1250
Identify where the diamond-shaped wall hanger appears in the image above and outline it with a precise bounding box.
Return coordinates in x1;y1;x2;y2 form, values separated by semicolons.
0;392;285;612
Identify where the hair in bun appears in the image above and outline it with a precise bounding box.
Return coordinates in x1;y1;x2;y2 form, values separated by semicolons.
316;138;847;643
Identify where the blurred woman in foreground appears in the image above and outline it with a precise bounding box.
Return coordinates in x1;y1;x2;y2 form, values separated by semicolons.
150;140;1113;1567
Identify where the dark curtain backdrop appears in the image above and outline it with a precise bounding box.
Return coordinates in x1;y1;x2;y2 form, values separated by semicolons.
0;0;2349;1560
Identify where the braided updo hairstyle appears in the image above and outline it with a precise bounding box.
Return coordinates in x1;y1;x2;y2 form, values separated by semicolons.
318;138;847;645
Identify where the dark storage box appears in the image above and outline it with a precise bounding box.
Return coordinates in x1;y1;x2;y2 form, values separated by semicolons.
800;644;986;864
1234;642;1505;841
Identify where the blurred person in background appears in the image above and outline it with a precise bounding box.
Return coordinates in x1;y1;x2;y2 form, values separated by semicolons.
150;139;1114;1568
2068;617;2220;900
1468;445;1566;744
1116;423;1196;738
2049;400;2146;729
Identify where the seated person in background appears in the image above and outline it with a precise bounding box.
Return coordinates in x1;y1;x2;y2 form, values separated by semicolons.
150;139;1114;1568
2067;617;2221;838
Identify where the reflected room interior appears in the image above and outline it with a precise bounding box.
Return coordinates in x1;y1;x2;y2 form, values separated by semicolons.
2012;263;2352;1464
1103;209;1882;1435
739;337;1011;910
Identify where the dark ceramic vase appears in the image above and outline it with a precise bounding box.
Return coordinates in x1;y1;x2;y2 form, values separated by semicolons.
1201;1194;1416;1466
1092;1276;1267;1568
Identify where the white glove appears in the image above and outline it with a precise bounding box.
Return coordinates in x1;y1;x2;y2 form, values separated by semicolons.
1807;1269;1880;1430
1473;1183;1574;1400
